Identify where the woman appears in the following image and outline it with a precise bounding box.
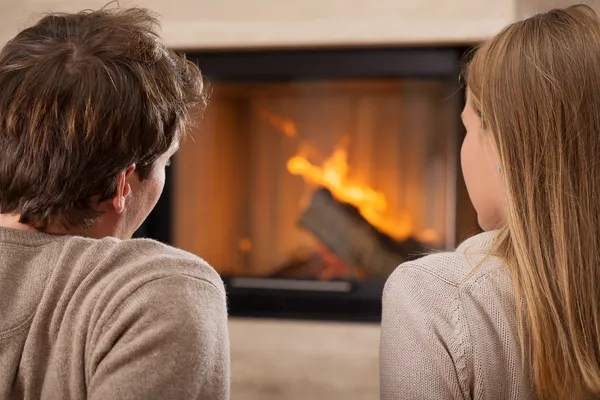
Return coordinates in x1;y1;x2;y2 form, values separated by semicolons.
380;4;600;399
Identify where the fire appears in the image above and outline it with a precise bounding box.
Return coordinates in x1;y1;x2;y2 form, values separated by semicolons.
287;143;413;241
260;108;297;138
259;108;438;244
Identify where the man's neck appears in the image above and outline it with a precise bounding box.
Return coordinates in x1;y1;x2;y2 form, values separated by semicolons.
0;212;129;240
0;213;94;237
0;214;39;232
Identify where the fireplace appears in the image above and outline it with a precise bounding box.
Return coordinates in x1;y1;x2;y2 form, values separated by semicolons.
137;47;478;321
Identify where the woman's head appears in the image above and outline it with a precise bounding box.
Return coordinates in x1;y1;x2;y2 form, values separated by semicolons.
463;4;600;232
465;4;600;398
0;7;206;238
460;90;505;230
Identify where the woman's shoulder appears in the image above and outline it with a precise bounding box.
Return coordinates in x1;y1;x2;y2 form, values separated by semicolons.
382;230;517;357
381;230;526;398
385;230;506;294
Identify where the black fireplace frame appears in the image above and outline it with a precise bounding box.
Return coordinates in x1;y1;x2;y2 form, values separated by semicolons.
137;46;473;322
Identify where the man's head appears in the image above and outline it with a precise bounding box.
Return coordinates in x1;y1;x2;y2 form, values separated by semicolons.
0;7;205;239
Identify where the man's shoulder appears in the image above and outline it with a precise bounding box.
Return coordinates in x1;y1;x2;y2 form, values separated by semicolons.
61;235;225;297
123;238;224;289
74;241;230;400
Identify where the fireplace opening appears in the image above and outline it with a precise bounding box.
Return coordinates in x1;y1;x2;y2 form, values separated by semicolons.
137;48;479;321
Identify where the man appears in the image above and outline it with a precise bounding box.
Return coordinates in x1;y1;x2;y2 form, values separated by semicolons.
0;7;229;400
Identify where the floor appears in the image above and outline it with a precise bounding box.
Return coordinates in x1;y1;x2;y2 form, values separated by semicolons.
229;318;380;400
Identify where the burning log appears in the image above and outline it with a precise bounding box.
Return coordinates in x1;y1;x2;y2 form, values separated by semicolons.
298;188;428;277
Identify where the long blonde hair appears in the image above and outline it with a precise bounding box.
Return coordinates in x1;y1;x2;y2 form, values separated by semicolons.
466;4;600;398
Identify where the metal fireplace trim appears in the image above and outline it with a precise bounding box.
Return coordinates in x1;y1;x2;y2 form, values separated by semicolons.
138;46;473;322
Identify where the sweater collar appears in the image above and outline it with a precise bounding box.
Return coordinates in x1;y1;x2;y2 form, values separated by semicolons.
0;226;65;247
456;230;500;254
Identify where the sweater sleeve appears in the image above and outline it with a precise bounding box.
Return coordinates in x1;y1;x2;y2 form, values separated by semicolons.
380;265;470;400
87;274;230;400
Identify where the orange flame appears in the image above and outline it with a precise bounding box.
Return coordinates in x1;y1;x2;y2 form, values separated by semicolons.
261;108;439;244
260;108;298;138
287;144;413;241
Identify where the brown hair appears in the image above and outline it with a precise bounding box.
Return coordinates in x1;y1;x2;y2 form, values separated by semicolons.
466;4;600;398
0;6;206;229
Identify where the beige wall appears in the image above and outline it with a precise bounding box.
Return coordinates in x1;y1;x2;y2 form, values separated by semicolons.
3;0;594;49
0;0;551;50
2;0;595;50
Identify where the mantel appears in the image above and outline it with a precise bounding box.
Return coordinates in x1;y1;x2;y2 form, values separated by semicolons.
0;0;592;50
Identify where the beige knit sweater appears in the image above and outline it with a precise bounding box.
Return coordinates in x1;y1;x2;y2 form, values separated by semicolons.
0;227;230;400
380;231;533;399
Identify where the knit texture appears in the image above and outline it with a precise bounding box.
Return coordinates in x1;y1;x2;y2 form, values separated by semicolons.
380;231;533;399
0;227;230;400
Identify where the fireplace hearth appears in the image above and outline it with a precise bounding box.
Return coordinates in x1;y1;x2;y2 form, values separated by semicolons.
137;47;478;322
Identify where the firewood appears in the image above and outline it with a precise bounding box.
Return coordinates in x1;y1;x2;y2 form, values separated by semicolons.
298;188;428;277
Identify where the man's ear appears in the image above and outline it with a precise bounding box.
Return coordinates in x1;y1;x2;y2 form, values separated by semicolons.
112;164;136;214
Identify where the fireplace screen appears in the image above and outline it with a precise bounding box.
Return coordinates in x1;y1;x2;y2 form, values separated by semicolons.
173;78;459;281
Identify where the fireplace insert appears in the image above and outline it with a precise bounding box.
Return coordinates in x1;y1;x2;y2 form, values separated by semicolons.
136;47;479;322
